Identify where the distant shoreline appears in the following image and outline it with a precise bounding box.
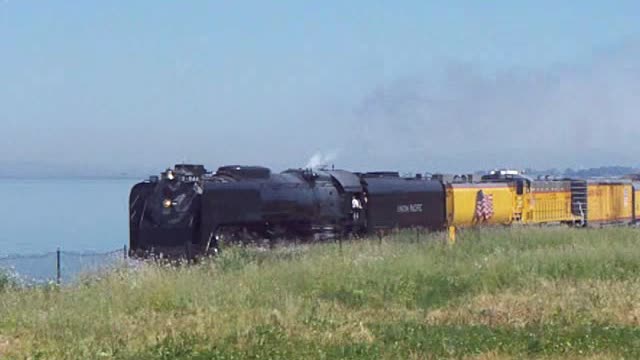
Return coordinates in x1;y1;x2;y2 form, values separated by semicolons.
0;176;142;181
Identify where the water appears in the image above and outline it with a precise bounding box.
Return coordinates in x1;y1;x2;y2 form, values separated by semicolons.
0;178;138;282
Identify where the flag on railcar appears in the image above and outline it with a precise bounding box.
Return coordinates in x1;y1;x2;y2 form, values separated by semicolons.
475;190;494;222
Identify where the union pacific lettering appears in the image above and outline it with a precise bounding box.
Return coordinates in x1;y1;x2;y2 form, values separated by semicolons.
397;204;423;213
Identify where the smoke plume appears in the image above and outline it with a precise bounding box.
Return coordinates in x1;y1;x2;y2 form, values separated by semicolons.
352;41;640;172
305;151;339;170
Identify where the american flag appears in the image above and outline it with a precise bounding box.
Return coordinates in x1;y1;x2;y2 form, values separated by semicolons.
475;190;494;222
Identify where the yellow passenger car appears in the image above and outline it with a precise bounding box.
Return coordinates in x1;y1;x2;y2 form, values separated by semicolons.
446;183;514;227
586;180;633;224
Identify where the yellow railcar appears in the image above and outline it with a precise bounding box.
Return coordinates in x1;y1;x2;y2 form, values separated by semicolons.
586;181;633;224
479;172;578;225
634;183;640;223
525;181;577;224
446;183;514;227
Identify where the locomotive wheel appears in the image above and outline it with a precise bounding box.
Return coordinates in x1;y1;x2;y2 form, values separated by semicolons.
265;225;289;248
201;232;220;257
201;228;232;256
185;241;195;262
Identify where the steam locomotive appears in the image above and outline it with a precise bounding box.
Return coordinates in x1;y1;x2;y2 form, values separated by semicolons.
129;164;445;257
129;164;640;258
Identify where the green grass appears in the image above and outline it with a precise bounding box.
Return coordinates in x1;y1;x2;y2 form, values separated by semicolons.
1;227;640;359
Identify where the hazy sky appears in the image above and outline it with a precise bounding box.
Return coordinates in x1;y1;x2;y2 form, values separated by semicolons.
2;1;640;174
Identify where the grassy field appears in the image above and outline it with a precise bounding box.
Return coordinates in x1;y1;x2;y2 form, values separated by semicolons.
2;227;640;359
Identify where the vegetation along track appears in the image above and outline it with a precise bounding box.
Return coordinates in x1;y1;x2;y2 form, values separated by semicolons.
1;227;640;359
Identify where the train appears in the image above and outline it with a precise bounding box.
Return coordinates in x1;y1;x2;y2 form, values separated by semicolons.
129;164;640;258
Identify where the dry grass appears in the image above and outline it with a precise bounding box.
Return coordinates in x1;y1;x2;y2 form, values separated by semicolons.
426;279;640;327
461;353;620;360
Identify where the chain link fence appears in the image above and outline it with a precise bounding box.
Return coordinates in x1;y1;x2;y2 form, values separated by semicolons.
0;247;128;284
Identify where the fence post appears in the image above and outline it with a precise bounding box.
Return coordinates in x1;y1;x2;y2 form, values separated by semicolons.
124;245;128;260
56;247;61;285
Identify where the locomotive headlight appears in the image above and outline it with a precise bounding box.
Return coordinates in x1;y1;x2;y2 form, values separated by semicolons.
162;199;173;208
167;171;176;181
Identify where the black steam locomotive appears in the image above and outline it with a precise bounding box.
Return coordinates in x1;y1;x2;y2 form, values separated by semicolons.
129;164;445;257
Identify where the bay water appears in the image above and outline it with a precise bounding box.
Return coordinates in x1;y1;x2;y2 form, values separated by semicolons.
0;178;138;282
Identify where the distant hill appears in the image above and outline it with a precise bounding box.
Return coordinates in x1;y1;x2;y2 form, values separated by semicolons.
521;166;640;179
562;166;640;178
2;161;639;180
0;161;147;179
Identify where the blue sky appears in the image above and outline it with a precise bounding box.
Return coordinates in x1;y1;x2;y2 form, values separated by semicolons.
2;2;640;174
